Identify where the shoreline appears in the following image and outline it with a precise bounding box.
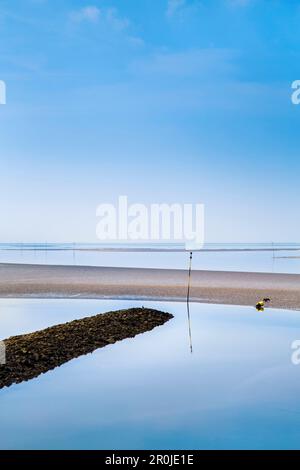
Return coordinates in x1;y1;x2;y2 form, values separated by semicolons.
2;247;300;253
1;262;300;310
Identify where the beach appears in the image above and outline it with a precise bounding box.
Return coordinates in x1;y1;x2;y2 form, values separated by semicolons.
1;262;300;310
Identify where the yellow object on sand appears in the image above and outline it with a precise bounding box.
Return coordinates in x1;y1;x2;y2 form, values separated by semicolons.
255;298;270;311
256;301;265;311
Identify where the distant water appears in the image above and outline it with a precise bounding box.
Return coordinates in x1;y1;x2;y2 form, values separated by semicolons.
1;242;300;251
1;298;300;450
0;243;300;273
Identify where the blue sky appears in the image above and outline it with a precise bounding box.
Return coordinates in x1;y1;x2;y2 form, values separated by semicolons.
0;0;299;242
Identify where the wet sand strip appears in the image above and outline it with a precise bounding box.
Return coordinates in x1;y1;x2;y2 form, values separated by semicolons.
1;263;300;310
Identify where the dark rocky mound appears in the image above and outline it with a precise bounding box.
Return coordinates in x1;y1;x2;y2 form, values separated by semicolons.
0;307;173;389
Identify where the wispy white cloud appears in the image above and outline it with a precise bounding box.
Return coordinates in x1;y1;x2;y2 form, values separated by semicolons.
28;0;48;4
166;0;202;20
105;7;129;31
166;0;251;22
166;0;186;18
70;6;101;24
128;36;145;47
69;5;143;47
130;48;238;79
69;5;130;32
227;0;252;7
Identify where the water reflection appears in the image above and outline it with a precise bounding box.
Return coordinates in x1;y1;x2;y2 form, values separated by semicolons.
1;299;300;450
1;243;300;273
0;308;172;389
186;252;193;354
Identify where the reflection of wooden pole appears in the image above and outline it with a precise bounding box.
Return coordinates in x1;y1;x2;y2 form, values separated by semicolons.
187;251;193;354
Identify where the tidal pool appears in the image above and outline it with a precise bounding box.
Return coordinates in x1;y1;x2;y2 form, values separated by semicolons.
0;298;300;450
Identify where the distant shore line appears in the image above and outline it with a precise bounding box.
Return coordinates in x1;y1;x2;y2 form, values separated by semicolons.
1;247;300;253
1;263;300;310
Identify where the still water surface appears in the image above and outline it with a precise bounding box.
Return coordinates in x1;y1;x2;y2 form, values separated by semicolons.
1;242;300;273
1;298;300;449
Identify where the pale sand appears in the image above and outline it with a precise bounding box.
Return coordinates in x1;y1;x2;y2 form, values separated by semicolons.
0;263;300;310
